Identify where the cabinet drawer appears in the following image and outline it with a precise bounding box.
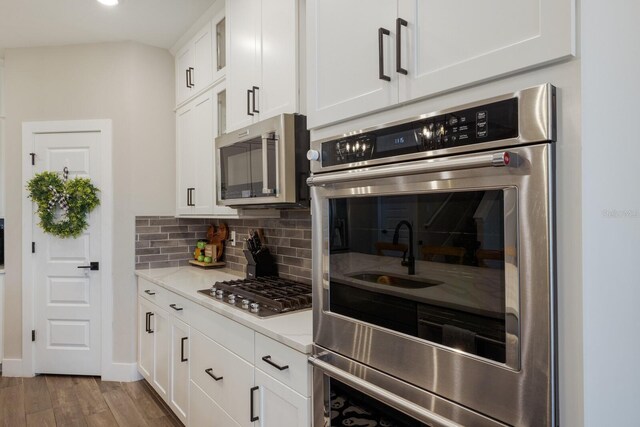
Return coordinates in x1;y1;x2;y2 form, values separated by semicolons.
190;380;241;427
138;278;164;304
254;333;311;397
190;302;254;363
191;329;254;427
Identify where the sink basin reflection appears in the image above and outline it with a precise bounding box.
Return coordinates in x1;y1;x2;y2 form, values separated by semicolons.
347;272;442;289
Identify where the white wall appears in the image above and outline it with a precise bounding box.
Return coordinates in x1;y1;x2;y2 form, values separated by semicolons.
3;42;175;369
581;0;640;424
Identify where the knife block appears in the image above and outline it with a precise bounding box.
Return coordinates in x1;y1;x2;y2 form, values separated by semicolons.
243;248;278;279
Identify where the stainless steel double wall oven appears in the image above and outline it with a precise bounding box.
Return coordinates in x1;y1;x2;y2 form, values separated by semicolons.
307;85;557;427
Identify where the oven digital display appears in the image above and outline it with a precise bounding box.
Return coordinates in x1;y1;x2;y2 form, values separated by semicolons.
377;130;418;152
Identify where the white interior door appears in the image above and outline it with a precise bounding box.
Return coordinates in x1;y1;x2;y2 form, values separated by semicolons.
31;130;102;375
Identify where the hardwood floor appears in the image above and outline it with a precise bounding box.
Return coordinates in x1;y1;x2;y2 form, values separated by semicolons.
0;375;182;427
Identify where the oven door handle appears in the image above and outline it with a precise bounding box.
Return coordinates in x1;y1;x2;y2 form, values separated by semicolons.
306;151;513;187
309;356;463;427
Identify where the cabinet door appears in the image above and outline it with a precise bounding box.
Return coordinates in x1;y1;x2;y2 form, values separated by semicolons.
227;0;261;132
190;381;241;427
176;103;195;215
191;91;215;215
153;307;170;401
397;0;574;103
137;298;154;381
170;318;190;424
193;21;214;94
254;368;310;427
306;0;398;129
258;0;298;121
176;46;194;106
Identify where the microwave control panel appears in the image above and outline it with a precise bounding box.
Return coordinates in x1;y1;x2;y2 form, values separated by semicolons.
321;98;519;167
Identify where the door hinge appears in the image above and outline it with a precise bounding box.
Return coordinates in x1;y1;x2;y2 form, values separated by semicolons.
32;242;36;253
29;152;35;165
32;330;36;342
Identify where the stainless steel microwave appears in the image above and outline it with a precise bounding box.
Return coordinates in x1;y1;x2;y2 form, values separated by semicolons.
215;114;310;208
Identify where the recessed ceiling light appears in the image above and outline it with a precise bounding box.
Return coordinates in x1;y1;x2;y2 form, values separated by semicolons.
97;0;119;6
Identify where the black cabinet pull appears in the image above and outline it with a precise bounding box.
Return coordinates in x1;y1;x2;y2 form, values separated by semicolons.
250;386;259;422
187;188;195;207
147;312;154;333
144;290;156;296
205;368;223;381
145;312;151;333
169;304;183;311
188;67;194;88
252;86;260;113
261;355;289;371
180;337;188;362
396;18;408;75
185;69;190;88
247;89;254;116
378;27;391;81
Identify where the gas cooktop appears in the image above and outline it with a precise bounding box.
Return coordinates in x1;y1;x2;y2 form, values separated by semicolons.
197;276;312;318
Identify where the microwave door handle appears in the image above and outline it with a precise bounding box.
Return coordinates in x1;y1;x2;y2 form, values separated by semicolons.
309;356;462;427
262;135;270;195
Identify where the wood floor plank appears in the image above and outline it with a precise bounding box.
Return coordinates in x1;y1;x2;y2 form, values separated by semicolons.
48;380;77;409
0;376;23;389
24;376;53;414
148;416;180;427
96;379;122;394
85;409;119;427
26;409;56;427
74;377;108;417
0;384;27;427
103;388;149;427
53;404;88;427
122;381;165;421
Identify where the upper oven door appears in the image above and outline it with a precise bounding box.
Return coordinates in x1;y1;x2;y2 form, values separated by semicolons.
309;143;555;427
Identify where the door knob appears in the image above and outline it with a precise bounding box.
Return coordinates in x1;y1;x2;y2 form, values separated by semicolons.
78;262;100;271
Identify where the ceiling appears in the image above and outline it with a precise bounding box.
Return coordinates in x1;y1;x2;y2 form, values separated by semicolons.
0;0;217;56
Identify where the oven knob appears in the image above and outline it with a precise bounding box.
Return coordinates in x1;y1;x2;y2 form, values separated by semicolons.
241;299;250;309
215;290;224;299
250;303;260;313
306;150;320;161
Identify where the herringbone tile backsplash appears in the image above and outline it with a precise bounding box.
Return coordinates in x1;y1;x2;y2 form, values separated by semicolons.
135;210;312;283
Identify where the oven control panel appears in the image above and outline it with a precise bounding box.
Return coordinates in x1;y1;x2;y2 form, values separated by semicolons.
320;98;519;167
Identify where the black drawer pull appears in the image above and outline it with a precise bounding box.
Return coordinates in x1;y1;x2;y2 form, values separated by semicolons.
169;304;183;311
146;312;154;333
205;368;223;381
378;27;391;81
261;355;289;371
144;290;156;296
180;337;188;362
250;386;259;422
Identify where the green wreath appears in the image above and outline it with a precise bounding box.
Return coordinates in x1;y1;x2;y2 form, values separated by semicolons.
27;171;100;238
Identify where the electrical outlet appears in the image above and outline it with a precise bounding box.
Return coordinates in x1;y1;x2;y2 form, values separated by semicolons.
230;230;236;246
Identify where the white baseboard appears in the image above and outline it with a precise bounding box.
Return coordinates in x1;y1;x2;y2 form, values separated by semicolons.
102;362;143;382
2;358;30;377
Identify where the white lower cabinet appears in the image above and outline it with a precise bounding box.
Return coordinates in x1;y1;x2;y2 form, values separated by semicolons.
170;318;190;424
254;368;310;427
137;279;311;427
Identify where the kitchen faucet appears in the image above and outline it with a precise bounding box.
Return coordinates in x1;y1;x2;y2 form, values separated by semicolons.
392;220;415;275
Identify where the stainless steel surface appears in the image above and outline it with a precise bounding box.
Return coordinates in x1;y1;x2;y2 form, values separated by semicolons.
309;84;555;174
346;272;442;289
307;151;511;187
215;113;300;206
310;143;556;426
311;348;510;427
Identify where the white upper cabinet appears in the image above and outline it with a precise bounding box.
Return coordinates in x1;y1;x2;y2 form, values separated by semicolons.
175;12;227;107
307;0;575;128
227;0;299;132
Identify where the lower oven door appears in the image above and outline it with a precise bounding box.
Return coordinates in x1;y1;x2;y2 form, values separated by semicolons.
309;143;556;427
310;348;509;427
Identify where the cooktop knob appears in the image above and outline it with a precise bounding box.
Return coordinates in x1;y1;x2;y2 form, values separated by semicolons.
250;303;260;313
228;294;236;303
215;290;224;299
306;150;320;161
241;299;250;309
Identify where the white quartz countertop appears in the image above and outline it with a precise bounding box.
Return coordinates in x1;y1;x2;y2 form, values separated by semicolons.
331;252;508;318
135;267;313;354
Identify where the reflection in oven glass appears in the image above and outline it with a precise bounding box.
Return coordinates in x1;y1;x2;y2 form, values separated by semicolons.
329;190;510;363
329;380;430;427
